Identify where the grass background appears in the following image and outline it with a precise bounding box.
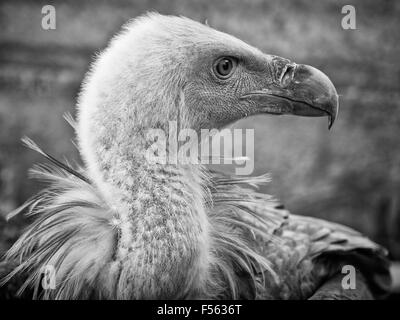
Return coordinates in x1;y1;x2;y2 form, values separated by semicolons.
0;0;399;266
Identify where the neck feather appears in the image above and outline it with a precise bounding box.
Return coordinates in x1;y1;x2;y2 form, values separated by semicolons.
82;121;211;298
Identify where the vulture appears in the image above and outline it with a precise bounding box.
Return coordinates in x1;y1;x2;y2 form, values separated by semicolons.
0;13;392;299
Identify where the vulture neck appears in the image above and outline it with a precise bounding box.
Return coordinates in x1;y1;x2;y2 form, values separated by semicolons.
86;118;211;298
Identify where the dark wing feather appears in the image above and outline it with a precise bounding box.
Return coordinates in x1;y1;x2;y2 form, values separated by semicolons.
254;207;391;299
210;170;391;299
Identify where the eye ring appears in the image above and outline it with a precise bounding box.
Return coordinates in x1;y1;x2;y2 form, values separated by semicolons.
213;57;237;79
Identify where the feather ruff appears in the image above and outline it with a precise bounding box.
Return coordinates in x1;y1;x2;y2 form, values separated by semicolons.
1;140;287;299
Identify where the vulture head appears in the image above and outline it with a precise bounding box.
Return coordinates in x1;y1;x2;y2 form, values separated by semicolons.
5;13;340;300
78;13;338;166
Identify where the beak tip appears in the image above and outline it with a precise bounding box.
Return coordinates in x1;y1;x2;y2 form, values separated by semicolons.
328;117;334;130
328;94;339;130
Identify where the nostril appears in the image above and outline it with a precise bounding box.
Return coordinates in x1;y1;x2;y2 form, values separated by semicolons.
280;64;296;86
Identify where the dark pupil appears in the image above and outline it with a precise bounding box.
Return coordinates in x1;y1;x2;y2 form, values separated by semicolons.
217;59;232;76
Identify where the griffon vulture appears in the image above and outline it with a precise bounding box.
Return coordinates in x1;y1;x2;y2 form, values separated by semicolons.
0;13;391;299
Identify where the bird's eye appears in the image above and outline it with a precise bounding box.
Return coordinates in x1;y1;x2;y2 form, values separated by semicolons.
213;57;236;79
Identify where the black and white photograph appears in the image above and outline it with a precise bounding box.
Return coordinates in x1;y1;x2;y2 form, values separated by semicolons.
0;0;399;307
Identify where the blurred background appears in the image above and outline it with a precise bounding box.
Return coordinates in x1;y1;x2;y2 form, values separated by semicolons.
0;0;399;295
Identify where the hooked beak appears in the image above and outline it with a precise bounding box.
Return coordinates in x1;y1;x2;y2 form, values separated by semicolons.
241;57;339;129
